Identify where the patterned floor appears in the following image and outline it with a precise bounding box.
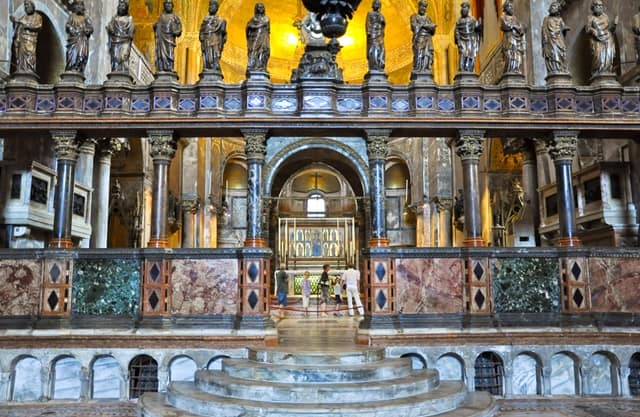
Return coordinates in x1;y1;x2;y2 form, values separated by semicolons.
1;399;640;416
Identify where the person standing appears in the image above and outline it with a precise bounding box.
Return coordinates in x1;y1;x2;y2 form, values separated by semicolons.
454;2;482;73
65;0;93;74
366;0;385;72
301;271;311;317
246;2;270;74
106;0;134;73
319;264;331;317
586;0;616;76
10;0;43;75
342;263;364;317
154;0;182;73
410;0;436;73
200;0;227;73
275;265;288;319
333;275;343;316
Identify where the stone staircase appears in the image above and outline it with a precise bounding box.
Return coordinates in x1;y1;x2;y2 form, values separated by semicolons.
138;345;498;417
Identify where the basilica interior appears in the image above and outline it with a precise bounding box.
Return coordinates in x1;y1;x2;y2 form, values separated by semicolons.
0;0;640;416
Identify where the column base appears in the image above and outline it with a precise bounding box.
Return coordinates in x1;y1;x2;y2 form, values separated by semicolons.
48;238;74;249
244;237;267;247
463;237;486;247
147;237;169;248
368;237;390;247
557;237;582;247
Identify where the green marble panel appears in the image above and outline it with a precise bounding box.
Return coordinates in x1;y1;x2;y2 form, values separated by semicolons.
492;258;560;313
72;259;140;316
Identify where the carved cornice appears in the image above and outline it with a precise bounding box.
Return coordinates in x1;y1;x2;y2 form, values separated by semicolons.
51;130;79;161
455;130;485;161
366;130;390;161
547;130;579;162
242;129;267;160
148;131;176;161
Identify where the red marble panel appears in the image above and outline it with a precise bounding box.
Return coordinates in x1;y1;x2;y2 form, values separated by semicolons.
171;259;238;315
0;260;42;315
590;257;640;312
395;258;464;314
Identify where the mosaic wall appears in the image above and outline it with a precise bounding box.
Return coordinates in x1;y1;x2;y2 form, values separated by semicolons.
492;258;560;313
72;259;140;316
0;259;42;316
171;259;238;315
590;257;640;312
395;258;464;314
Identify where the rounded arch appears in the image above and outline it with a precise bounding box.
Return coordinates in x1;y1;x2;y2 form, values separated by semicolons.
264;138;369;199
400;352;427;370
435;353;465;381
513;352;543;395
51;354;82;400
629;352;640;396
551;351;581;396
128;354;158;399
90;355;122;400
11;355;43;401
168;355;198;382
474;351;505;396
207;354;231;370
588;350;620;396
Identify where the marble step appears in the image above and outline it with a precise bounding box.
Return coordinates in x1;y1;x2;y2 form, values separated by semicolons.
247;347;385;365
220;357;413;383
194;368;440;402
164;380;470;417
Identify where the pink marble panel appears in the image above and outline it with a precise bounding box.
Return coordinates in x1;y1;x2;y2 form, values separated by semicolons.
395;258;464;314
590;257;640;312
0;260;42;315
171;259;238;315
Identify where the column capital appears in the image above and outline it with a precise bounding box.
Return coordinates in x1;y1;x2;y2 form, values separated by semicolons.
51;130;79;161
434;197;453;212
99;137;129;159
148;131;176;161
366;132;389;161
547;130;579;162
181;198;200;214
242;129;267;159
455;130;485;161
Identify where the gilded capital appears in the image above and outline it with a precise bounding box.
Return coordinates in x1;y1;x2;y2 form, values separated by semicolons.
455;130;485;161
366;130;390;161
148;131;176;161
51;130;79;161
242;129;267;159
547;131;578;162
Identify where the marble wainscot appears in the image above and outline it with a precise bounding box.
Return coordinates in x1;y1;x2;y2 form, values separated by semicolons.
171;259;238;315
590;257;640;312
0;259;42;316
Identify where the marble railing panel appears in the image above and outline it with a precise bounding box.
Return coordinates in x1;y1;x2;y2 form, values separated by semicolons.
395;258;463;314
171;259;238;315
590;257;640;312
0;259;42;316
72;259;141;316
492;258;560;313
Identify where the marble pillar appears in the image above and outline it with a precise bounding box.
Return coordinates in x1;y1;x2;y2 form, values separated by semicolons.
0;371;9;401
147;131;177;248
75;139;97;248
181;199;200;248
455;130;485;247
520;143;540;246
436;198;453;247
366;130;390;247
50;131;79;248
92;138;126;248
243;129;267;247
547;131;581;246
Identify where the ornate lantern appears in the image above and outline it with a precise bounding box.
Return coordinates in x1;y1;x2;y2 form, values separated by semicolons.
301;0;362;39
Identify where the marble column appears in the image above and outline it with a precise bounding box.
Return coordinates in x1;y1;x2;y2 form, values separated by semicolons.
547;131;581;246
50;131;79;248
243;129;267;247
0;371;9;401
366;130;390;247
542;363;552;396
436;198;453;247
455;130;485;247
92;138;126;248
181;198;200;248
75;139;96;248
147;131;177;248
522;142;540;245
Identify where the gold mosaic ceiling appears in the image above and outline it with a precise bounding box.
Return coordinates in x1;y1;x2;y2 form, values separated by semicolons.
131;0;472;84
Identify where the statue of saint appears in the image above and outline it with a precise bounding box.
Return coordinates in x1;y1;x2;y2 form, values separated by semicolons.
65;0;93;73
10;0;43;75
366;0;385;71
106;0;134;73
410;0;436;73
586;0;617;76
454;2;482;73
246;2;270;73
154;0;182;73
542;1;569;75
500;0;526;75
199;0;227;73
634;6;640;64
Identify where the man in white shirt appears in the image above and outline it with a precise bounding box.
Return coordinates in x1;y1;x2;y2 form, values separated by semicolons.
342;263;364;316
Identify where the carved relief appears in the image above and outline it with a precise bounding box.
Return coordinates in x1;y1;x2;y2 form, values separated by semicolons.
547;131;578;162
366;131;390;160
51;131;79;161
455;131;485;161
148;131;176;161
243;130;267;159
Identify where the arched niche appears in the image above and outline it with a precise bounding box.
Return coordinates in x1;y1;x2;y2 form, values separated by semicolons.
435;353;465;381
169;355;197;382
51;355;82;400
91;355;122;399
513;352;542;395
11;356;42;401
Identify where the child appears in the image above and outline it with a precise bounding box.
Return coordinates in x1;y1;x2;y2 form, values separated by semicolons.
333;276;343;316
301;271;311;317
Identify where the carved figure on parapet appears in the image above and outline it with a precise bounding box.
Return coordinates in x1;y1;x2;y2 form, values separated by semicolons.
634;6;640;64
500;0;526;76
410;0;436;74
246;3;270;76
154;0;182;73
586;0;617;77
65;0;93;74
366;0;386;72
200;0;227;75
542;1;569;75
106;0;134;73
10;0;43;77
454;2;482;73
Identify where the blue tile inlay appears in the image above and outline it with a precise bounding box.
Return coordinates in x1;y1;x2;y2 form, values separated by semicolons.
248;290;259;310
106;97;123;110
247;94;266;109
337;97;362;112
375;262;386;281
10;96;28;109
369;95;388;109
50;263;61;283
623;98;640;113
149;264;160;282
509;96;527;110
84;97;103;112
57;96;75;109
225;97;242;111
462;96;480;110
200;95;218;109
248;262;259;282
555;96;574;110
273;97;297;112
416;96;434;109
602;97;619;112
304;95;331;109
376;290;387;310
0;97;6;112
132;98;150;112
576;97;594;113
483;97;502;112
392;98;409;112
179;98;196;111
438;97;454;111
154;96;172;110
531;97;548;112
37;98;55;112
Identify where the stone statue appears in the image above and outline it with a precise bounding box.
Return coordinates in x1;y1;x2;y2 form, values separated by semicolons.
634;6;640;64
500;0;526;75
366;0;386;72
295;12;324;47
586;0;617;76
454;2;482;73
246;2;270;74
199;0;227;73
65;0;93;73
10;0;43;75
154;0;182;73
410;0;436;73
106;0;134;73
542;1;569;75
